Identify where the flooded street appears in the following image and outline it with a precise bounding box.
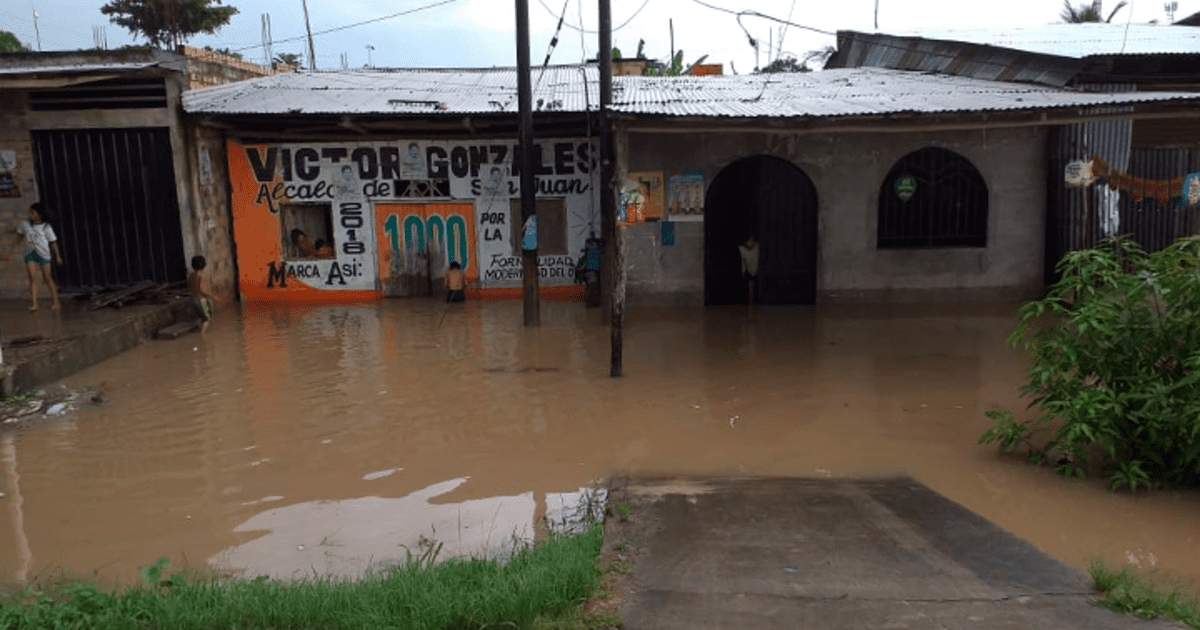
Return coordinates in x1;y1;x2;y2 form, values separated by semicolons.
0;300;1196;590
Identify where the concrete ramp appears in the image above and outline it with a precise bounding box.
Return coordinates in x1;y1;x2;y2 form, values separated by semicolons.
614;477;1184;630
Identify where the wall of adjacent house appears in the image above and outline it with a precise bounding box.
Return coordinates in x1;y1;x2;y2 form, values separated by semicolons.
0;89;39;299
624;125;1048;304
186;125;239;303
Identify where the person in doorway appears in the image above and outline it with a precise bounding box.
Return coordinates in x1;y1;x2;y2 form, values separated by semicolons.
314;239;335;259
446;261;467;303
3;202;63;311
738;235;759;304
291;228;318;258
189;256;214;334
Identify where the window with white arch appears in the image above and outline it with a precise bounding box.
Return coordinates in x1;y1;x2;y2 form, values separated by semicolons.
877;147;988;248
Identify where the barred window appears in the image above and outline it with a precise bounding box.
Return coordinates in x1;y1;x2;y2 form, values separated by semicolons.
877;148;988;248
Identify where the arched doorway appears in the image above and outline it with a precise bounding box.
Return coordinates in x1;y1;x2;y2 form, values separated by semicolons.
704;156;819;305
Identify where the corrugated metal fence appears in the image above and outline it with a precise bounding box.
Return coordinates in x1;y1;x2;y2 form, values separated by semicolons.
1046;85;1198;283
31;128;187;291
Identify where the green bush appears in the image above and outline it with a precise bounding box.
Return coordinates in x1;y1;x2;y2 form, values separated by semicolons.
980;235;1200;491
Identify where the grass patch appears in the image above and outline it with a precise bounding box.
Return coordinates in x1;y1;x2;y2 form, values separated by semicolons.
1089;558;1200;628
0;525;604;630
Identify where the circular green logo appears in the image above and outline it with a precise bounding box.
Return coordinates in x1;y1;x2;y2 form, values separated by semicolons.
894;175;917;201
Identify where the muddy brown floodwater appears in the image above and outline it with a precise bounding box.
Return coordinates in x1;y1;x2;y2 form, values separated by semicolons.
0;300;1197;590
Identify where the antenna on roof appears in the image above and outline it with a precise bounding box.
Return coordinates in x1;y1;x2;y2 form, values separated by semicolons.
874;0;880;29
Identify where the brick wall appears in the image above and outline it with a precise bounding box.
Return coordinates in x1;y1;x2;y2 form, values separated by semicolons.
187;125;238;304
179;46;291;90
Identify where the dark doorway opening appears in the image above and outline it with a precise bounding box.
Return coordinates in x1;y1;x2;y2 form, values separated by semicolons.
31;128;187;292
704;155;819;305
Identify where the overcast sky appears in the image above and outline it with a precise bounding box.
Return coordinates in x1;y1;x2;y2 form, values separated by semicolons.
3;0;1197;72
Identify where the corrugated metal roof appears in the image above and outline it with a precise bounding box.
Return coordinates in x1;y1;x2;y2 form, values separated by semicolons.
183;65;1200;120
0;62;159;76
183;65;598;115
895;24;1200;58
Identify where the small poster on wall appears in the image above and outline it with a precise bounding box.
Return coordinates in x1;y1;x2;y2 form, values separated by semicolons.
618;180;645;225
627;171;664;220
0;150;19;198
667;169;705;221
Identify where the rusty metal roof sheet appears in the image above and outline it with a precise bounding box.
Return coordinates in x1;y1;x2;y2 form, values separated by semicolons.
183;65;1200;120
896;24;1200;58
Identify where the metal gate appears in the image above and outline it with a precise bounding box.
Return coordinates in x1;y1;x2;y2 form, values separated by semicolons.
704;155;819;305
30;128;186;291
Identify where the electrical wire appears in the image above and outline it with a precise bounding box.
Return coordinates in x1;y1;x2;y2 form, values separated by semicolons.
1120;0;1135;54
690;0;834;36
535;0;653;34
536;0;571;87
777;0;797;63
232;0;462;53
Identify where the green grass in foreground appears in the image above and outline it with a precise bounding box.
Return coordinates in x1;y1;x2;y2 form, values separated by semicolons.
0;525;604;630
1090;558;1200;629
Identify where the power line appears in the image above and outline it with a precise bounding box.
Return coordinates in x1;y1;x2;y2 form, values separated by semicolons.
689;0;835;36
537;0;570;86
233;0;462;53
534;0;653;34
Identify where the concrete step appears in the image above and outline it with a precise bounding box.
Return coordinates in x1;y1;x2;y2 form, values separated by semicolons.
155;319;202;340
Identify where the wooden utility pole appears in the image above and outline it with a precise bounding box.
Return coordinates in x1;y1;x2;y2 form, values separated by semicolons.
302;0;317;70
599;0;622;377
516;0;540;326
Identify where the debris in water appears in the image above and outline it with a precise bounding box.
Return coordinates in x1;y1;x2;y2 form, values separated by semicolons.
729;415;739;428
363;468;400;481
45;403;68;416
297;545;304;551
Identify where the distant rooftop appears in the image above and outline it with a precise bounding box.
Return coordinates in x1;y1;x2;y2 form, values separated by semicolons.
183;64;1200;121
890;24;1200;58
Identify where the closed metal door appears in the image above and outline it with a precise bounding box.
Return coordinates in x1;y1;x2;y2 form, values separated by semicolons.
31;128;186;291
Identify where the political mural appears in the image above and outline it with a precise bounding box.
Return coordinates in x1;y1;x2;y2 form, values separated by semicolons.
227;138;599;301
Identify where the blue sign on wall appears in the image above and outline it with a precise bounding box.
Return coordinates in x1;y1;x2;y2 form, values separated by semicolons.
1184;173;1200;207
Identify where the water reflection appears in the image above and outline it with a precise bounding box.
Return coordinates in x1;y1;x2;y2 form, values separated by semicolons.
215;479;602;580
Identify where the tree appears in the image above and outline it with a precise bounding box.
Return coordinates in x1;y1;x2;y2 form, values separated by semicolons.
273;52;302;66
758;56;808;73
1060;0;1128;23
203;45;241;59
101;0;239;49
756;46;835;74
0;31;31;53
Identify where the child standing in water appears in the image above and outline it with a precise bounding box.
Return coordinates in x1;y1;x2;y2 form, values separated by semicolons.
738;235;759;304
445;261;466;303
4;202;63;311
189;256;214;333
